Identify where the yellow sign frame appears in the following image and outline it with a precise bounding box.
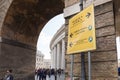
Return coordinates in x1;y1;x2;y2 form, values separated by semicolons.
67;4;96;54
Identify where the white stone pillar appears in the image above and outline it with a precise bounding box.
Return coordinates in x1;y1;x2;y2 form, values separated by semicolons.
54;46;57;69
61;39;65;69
59;43;62;69
51;50;54;68
52;48;55;68
57;43;60;69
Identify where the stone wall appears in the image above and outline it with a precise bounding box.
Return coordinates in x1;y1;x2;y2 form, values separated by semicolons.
0;41;35;80
0;0;64;80
0;0;13;35
64;0;118;80
1;0;64;47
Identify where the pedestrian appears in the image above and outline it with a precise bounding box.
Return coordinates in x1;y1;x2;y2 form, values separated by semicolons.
54;69;57;80
57;68;61;77
42;68;46;80
118;67;120;76
50;68;55;80
37;68;42;80
35;69;38;80
46;69;49;80
4;69;14;80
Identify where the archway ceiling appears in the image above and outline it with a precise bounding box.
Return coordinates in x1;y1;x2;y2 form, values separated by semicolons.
2;0;64;46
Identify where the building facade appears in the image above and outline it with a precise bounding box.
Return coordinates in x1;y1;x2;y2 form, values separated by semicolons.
50;25;66;70
43;59;51;69
36;51;44;69
36;51;51;69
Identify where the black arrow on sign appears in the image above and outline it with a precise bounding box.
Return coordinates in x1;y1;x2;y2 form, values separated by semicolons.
70;33;73;38
86;12;91;18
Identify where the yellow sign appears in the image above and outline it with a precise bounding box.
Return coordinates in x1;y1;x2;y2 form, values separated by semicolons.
67;4;96;54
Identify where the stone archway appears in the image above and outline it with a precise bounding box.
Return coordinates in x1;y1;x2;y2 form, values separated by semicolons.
0;0;64;79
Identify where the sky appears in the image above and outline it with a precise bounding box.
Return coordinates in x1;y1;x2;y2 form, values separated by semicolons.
37;14;65;59
117;37;120;59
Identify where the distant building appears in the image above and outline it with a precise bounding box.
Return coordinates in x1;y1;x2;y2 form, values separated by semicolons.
36;50;51;69
36;51;44;69
43;59;51;68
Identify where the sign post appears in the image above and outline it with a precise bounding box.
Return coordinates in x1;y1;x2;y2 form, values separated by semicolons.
80;1;85;80
88;52;91;80
67;2;96;80
81;53;85;80
67;4;96;54
70;55;74;80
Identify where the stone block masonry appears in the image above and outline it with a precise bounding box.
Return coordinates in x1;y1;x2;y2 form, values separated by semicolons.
64;0;118;80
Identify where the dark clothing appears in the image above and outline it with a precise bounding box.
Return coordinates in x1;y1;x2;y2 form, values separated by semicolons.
51;69;55;75
5;74;13;80
118;67;120;76
37;69;42;80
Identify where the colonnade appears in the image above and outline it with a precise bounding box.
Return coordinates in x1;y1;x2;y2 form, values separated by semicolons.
51;39;65;70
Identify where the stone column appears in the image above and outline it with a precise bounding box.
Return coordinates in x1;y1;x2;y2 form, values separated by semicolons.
59;42;62;69
53;47;55;68
53;49;55;69
54;46;57;69
61;39;65;69
51;50;54;68
57;43;60;69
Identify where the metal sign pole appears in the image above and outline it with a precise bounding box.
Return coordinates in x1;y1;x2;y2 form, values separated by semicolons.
70;55;74;80
88;0;93;80
88;52;91;80
79;0;86;80
81;53;85;80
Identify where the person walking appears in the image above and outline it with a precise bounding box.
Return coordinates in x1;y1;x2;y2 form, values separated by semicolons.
50;69;55;80
38;68;42;80
42;68;46;80
35;69;38;80
46;69;50;80
4;69;14;80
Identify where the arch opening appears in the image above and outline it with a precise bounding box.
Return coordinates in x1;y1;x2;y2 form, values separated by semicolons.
36;13;65;70
0;0;64;79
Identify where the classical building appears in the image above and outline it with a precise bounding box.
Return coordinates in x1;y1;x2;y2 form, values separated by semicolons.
36;51;44;69
43;59;51;69
36;51;51;69
50;25;66;70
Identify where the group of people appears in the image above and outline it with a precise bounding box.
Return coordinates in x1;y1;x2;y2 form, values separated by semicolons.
35;68;64;80
1;68;64;80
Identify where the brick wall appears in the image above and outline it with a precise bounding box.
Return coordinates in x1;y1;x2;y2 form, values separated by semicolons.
65;0;118;80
